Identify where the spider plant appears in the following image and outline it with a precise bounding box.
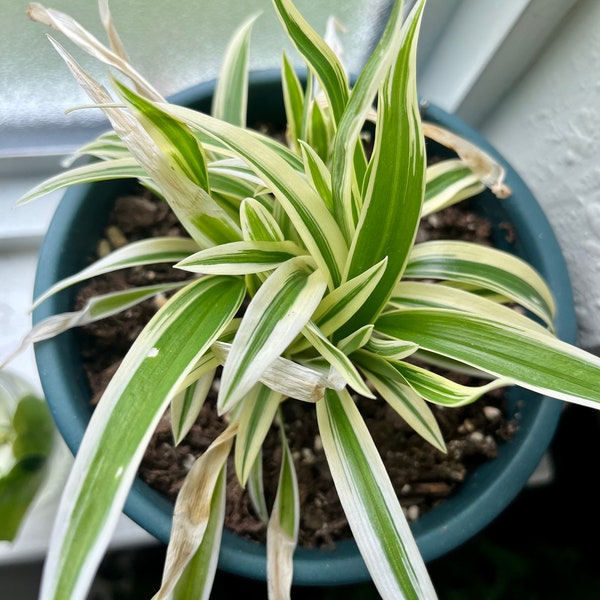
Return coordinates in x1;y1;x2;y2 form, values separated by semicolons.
11;0;600;598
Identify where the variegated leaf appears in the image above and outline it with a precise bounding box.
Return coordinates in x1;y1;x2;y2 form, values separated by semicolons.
211;15;257;127
422;159;485;217
32;237;198;310
235;384;282;486
154;424;237;600
317;388;437;599
218;257;327;412
176;240;308;275
341;0;426;335
39;276;245;600
267;420;299;600
355;350;446;451
376;307;600;409
405;240;556;329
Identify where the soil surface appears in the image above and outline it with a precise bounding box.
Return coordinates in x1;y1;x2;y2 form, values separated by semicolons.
75;187;518;549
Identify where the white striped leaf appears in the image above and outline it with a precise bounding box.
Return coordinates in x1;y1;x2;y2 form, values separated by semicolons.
281;52;305;152
336;324;374;355
364;334;419;361
316;388;437;600
355;350;446;451
267;421;299;600
298;140;334;212
171;370;216;445
301;321;375;399
32;237;198;310
176;240;307;275
330;0;410;239
341;0;426;335
39;276;245;600
393;361;512;408
155;424;237;600
390;281;553;336
218;257;328;413
17;157;145;206
171;465;227;600
272;0;349;123
162;104;348;288
247;447;269;524
422;159;485;217
211;15;257;127
405;240;556;328
240;198;286;243
376;307;600;409
234;384;282;486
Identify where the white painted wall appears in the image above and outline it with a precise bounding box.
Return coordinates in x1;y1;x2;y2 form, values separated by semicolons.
480;0;600;352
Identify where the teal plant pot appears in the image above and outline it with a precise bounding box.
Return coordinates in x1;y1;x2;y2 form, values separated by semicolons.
33;70;576;586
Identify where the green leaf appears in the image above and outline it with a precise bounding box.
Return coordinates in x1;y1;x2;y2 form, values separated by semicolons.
32;237;198;310
267;419;299;600
156;424;236;600
302;321;375;398
17;157;145;205
299;140;334;212
240;197;285;243
176;240;307;275
330;0;410;240
376;307;600;408
246;447;269;524
39;276;245;600
355;351;446;452
393;361;512;408
341;0;426;335
317;388;437;600
171;370;216;445
211;15;257;127
218;257;327;412
281;52;305;152
272;0;349;122
172;465;227;600
0;373;54;542
405;240;556;329
422;159;485;217
164;104;348;287
234;384;282;486
116;80;243;246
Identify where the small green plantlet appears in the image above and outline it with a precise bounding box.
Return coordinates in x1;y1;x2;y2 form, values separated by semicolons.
12;0;600;598
0;370;54;542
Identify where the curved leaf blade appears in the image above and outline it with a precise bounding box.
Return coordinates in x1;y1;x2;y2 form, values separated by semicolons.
377;308;600;408
317;388;437;600
39;276;245;600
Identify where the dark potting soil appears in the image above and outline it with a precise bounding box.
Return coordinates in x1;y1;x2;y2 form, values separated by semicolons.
75;187;518;550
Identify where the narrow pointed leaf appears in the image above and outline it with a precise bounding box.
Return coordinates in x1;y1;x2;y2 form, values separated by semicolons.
355;351;446;451
267;421;299;600
302;321;375;398
317;388;437;600
281;52;305;152
171;370;216;445
376;308;600;409
39;276;245;600
218;258;327;412
32;237;198;310
211;15;257;126
163;104;348;287
240;197;285;243
177;240;307;275
299;140;333;212
235;384;282;486
342;1;426;334
17;157;145;205
394;361;512;408
272;0;349;122
422;159;484;217
336;324;374;355
154;424;237;600
247;447;269;524
405;240;556;328
330;0;411;239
